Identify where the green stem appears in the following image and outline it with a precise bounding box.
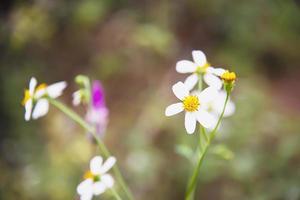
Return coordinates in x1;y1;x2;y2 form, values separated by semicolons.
185;91;231;200
48;98;133;200
110;187;122;200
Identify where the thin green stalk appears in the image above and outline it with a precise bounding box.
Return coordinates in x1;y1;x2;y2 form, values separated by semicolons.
185;91;230;200
110;187;122;200
48;98;134;200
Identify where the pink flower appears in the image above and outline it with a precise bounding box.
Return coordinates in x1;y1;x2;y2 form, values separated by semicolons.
86;81;109;137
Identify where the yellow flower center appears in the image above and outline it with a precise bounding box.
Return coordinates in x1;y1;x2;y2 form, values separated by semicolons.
196;62;210;74
221;71;236;83
36;83;47;92
183;95;200;112
21;83;48;106
22;89;31;105
84;170;100;182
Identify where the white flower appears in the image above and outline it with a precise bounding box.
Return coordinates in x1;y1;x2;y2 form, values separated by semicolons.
22;77;67;121
77;156;116;200
165;82;218;134
176;50;225;90
193;90;235;129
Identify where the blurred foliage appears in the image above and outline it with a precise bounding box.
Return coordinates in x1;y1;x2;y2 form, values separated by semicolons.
0;0;300;199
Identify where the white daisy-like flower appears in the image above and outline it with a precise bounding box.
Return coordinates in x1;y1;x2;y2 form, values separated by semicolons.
22;77;67;121
176;50;226;90
195;90;235;130
165;82;218;134
77;156;116;200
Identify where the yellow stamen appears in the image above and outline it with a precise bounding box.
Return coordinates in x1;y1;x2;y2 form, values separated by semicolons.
36;83;47;92
84;170;95;180
22;89;31;105
183;95;200;112
221;71;236;83
196;62;210;74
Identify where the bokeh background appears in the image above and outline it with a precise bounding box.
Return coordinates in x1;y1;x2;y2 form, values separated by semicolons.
1;0;300;199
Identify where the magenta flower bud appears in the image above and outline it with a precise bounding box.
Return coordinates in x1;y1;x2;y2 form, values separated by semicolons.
86;81;109;137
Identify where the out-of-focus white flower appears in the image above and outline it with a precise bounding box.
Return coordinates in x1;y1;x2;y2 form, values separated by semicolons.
176;50;225;90
199;90;235;118
72;90;83;106
77;156;116;200
165;82;218;134
22;77;67;121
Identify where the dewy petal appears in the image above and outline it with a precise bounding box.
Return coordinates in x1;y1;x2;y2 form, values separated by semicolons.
185;112;197;134
165;103;184;116
184;74;198;91
176;60;197;73
192;50;207;66
90;156;103;175
24;99;33;121
207;67;226;76
197;87;218;104
100;157;116;174
29;77;37;95
172;82;189;100
196;109;217;129
47;81;67;98
92;181;106;195
77;179;93;195
32;99;49;119
204;73;222;90
101;174;114;188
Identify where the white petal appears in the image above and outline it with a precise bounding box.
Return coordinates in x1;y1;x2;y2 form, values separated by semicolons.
224;100;235;117
24;99;33;121
47;81;67;98
196;109;217;129
29;77;37;95
32;99;49;119
80;193;93;200
165;103;184;116
204;73;222;90
101;174;114;188
90;156;103;175
34;88;47;99
185;112;197;134
72;91;82;106
184;74;198;91
212;92;235;117
176;60;197;73
92;181;106;195
198;87;218;104
100;157;116;174
192;50;207;66
207;67;226;76
172;82;189;100
77;179;93;195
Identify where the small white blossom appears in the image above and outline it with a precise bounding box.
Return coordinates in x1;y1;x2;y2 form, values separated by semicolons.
176;50;225;90
165;82;218;134
77;156;116;200
22;77;67;121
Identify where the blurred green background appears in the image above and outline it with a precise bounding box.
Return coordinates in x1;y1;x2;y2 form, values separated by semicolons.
1;0;300;199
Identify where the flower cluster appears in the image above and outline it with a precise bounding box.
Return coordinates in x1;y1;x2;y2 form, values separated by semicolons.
22;76;115;200
165;50;236;134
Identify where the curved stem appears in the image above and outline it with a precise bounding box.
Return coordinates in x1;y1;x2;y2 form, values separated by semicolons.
110;187;123;200
185;91;231;200
48;98;134;200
